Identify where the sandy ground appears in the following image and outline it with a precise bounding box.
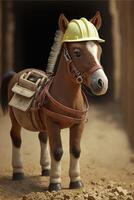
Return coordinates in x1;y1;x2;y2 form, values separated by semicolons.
0;102;134;199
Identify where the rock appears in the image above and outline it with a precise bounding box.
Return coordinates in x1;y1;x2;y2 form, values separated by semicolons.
83;193;89;199
82;189;87;194
88;195;96;200
100;177;105;182
109;197;118;200
107;184;112;189
107;181;117;189
108;192;115;198
74;194;83;200
20;182;133;200
63;194;72;199
22;196;27;200
116;186;128;196
114;192;119;197
111;186;128;196
91;181;97;185
126;196;134;200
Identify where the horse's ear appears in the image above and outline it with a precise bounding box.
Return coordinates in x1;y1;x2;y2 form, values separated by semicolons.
59;14;69;33
90;11;102;30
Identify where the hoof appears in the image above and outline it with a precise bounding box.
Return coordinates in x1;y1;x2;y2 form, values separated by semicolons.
69;180;84;189
42;169;50;177
48;183;62;192
12;172;25;181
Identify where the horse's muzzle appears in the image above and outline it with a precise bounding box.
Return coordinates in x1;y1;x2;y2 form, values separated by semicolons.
89;68;108;96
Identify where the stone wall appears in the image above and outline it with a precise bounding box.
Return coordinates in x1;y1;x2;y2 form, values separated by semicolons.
0;1;14;85
0;1;2;84
111;1;134;149
118;2;134;149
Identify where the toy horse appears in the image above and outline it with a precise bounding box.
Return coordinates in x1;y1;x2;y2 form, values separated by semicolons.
0;12;108;191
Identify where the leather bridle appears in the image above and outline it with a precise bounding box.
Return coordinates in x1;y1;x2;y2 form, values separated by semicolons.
63;44;102;84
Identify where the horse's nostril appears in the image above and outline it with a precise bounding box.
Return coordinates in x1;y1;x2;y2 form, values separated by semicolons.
97;79;104;89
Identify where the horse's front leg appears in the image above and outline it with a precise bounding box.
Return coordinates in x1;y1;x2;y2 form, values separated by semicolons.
38;132;50;176
46;118;63;192
69;122;84;189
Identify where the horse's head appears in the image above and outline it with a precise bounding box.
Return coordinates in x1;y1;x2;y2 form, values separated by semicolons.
59;12;108;96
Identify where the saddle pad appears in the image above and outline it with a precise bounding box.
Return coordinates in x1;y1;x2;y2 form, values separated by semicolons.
9;93;34;111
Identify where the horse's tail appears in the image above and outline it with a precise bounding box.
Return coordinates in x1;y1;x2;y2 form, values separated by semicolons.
0;71;16;114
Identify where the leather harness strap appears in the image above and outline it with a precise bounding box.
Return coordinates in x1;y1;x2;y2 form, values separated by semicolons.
44;80;88;116
38;79;89;125
42;107;86;125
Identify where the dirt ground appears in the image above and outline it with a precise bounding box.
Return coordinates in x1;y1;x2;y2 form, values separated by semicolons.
0;102;134;200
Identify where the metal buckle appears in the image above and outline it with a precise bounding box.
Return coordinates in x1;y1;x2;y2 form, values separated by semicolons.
76;75;83;84
64;48;72;62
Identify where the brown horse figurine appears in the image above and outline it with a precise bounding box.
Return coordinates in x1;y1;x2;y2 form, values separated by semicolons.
0;12;108;191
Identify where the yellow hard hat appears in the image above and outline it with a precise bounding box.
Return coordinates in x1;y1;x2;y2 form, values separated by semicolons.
62;17;105;43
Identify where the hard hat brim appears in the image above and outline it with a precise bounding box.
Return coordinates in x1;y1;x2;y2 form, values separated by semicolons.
62;37;105;43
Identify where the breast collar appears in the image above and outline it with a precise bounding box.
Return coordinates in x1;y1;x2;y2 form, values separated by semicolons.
38;78;89;124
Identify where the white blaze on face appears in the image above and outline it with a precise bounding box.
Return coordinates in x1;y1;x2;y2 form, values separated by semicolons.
86;41;100;66
86;41;108;95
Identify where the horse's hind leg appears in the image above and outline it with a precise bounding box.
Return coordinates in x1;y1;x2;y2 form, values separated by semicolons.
38;132;50;176
10;109;24;180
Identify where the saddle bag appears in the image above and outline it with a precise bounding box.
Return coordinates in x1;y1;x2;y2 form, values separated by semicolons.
9;70;48;111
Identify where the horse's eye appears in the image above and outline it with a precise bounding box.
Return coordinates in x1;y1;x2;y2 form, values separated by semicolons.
74;49;81;57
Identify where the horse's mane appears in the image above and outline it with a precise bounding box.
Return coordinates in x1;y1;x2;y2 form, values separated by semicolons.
46;30;63;73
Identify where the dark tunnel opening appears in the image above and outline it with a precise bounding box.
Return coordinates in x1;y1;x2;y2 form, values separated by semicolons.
13;1;113;100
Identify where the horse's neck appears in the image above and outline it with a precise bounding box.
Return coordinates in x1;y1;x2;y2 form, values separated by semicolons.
50;52;84;110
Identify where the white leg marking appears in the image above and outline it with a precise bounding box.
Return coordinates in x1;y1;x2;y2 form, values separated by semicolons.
50;152;61;184
12;144;23;173
40;141;50;171
69;154;81;182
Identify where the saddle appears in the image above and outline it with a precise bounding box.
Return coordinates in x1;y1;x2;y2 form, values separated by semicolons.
9;70;49;111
